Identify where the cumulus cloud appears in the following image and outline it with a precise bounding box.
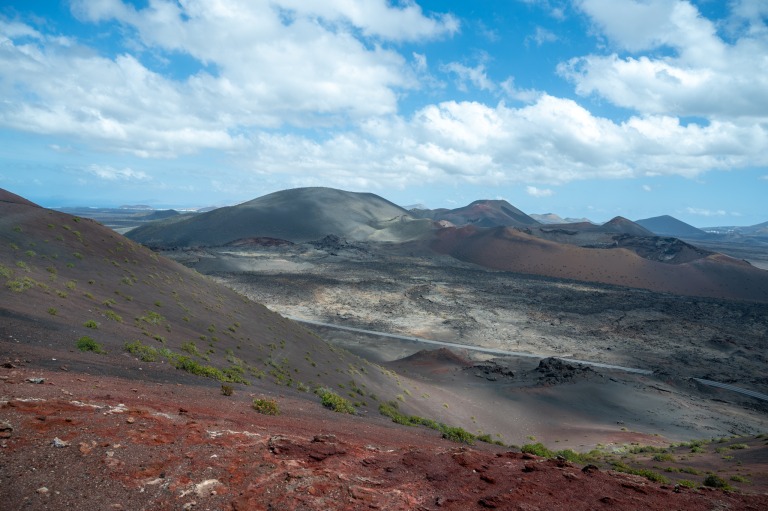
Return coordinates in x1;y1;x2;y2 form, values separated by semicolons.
0;1;457;157
232;96;768;190
526;186;554;197
562;1;768;119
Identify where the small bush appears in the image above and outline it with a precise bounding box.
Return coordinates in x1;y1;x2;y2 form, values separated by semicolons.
104;310;123;322
653;453;674;462
77;336;105;354
83;320;99;329
125;340;159;362
317;388;356;414
221;384;234;396
441;426;475;445
47;307;58;316
703;474;730;489
253;398;279;415
522;443;554;458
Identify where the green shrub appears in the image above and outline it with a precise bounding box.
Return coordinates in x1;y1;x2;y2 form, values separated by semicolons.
221;384;234;396
6;277;36;292
653;453;674;462
125;340;159;362
83;320;99;329
677;479;697;488
441;426;475;445
47;307;58;316
522;443;554;458
77;336;105;354
104;310;123;322
253;398;279;415
611;462;669;484
317;388;356;414
703;474;730;489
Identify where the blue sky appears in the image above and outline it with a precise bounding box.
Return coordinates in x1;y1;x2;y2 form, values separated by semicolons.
1;1;767;226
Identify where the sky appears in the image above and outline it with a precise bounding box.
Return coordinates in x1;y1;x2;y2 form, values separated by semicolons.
1;0;767;227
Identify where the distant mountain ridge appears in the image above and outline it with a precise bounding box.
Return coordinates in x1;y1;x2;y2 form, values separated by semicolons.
411;199;539;228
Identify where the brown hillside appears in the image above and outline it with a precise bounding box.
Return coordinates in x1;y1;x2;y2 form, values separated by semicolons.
430;226;768;302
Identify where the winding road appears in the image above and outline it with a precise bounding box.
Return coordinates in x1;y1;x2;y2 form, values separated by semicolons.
287;315;768;403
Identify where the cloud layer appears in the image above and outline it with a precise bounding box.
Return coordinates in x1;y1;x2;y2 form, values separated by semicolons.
1;0;767;194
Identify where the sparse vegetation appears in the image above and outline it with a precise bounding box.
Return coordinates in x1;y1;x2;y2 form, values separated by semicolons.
610;462;669;484
83;320;99;329
378;401;477;445
221;384;234;396
104;310;123;322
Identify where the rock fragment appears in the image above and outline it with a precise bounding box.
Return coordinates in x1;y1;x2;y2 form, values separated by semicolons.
52;437;70;448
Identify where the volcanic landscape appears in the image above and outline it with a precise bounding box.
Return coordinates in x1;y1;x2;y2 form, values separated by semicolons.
2;186;767;510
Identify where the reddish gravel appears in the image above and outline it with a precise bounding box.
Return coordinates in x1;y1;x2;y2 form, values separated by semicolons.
2;363;766;511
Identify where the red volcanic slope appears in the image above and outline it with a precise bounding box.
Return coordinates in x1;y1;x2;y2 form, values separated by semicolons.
2;363;766;511
431;226;768;302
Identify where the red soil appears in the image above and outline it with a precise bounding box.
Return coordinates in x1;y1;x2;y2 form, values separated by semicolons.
2;361;766;511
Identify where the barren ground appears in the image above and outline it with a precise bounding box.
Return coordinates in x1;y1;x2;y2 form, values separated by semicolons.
161;243;768;450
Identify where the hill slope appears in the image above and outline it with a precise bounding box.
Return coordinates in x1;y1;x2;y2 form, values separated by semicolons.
0;188;418;411
126;187;432;247
430;225;768;302
636;215;708;237
412;199;539;228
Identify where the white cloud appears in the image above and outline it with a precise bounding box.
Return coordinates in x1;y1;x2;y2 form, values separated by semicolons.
0;1;458;157
526;186;554;197
443;62;496;92
85;164;149;181
526;26;559;46
686;207;726;217
642;184;652;192
562;1;768;119
231;96;768;190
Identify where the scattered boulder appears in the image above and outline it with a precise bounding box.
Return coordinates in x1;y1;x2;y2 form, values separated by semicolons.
534;358;598;385
52;437;70;448
0;420;12;438
470;360;515;381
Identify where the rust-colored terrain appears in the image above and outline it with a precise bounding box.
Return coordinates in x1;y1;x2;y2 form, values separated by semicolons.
3;361;767;511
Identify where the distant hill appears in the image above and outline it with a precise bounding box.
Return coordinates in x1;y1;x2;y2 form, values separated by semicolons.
430;225;768;302
127;187;433;248
602;216;654;237
412;199;539;228
636;215;708;237
530;213;593;224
